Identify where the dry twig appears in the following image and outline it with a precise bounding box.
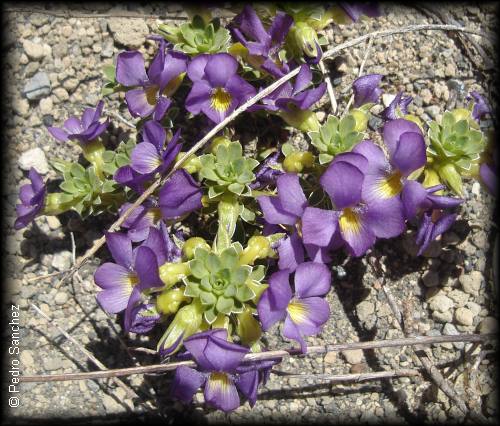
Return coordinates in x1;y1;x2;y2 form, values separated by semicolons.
19;333;494;383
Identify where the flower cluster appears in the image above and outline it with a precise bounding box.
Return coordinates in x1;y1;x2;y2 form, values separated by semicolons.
14;3;494;415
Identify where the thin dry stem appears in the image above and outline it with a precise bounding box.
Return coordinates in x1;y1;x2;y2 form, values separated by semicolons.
19;333;495;383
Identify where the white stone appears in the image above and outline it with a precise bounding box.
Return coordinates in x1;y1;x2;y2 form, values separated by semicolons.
52;251;73;271
108;18;149;49
356;300;375;322
459;271;482;295
19;147;49;174
54;292;69;305
455;307;474;326
342;349;364;364
39;97;53;115
428;293;454;313
23;39;48;60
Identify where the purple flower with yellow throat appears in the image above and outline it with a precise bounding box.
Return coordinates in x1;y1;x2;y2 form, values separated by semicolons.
356;119;427;207
171;329;279;412
301;151;405;257
14;168;46;230
47;100;109;144
94;232;163;332
185;53;256;123
257;262;331;352
116;40;187;121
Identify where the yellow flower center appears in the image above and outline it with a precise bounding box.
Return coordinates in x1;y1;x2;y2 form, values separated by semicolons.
287;300;308;325
210;87;232;112
207;372;232;392
339;208;362;236
377;172;403;198
123;272;139;288
145;85;159;106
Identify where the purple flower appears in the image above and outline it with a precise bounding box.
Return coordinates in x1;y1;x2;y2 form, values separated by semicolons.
230;6;293;78
302;151;405;257
480;162;497;197
94;232;163;332
185;53;256;124
130;121;182;176
249;151;284;190
415;210;458;256
401;181;463;221
257;173;329;270
469;91;491;122
141;221;183;265
352;74;383;107
381;92;413;121
47;100;109;144
118;200;162;242
171;329;277;412
338;3;382;22
128;303;161;334
15;168;46;230
116;40;188;121
158;169;203;220
114;122;182;194
257;262;331;353
253;64;326;113
357;120;426;206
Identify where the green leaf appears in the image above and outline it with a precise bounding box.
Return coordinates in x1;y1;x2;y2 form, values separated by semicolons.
216;296;234;314
319;153;333;164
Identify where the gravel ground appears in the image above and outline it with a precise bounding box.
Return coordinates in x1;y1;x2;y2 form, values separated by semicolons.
2;3;498;424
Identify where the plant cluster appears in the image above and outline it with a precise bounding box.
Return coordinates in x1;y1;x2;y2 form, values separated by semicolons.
15;3;495;413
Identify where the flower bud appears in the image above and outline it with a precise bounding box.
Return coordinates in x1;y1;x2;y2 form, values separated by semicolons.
182;237;210;260
437;162;463;196
236;307;262;345
157;300;204;356
175;152;201;174
280;108;320;132
210;136;232;154
81;139;106;179
239;236;271;265
350;109;369;133
158;262;191;288
157;287;191;315
283;151;314;173
43;193;75;216
289;22;321;59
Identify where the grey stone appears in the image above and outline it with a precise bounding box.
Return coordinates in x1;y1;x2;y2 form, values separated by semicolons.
23;71;51;100
43;357;63;371
19;147;49;174
442;323;464;349
101;39;114;58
